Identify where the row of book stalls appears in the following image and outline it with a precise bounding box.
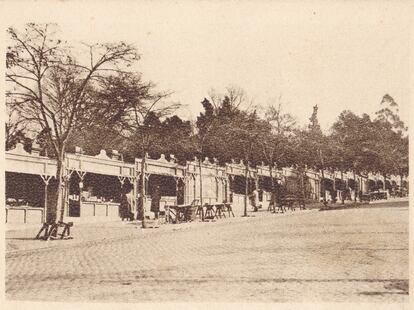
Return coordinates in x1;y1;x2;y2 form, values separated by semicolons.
5;142;408;225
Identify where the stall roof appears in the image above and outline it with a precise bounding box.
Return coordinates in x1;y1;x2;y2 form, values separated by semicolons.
5;144;135;178
5;143;56;176
66;150;135;178
136;154;186;178
186;157;226;178
5;143;405;183
225;159;257;177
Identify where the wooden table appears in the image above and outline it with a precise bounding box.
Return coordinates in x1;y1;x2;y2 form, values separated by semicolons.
281;196;306;212
165;204;198;223
166;203;234;223
204;203;235;219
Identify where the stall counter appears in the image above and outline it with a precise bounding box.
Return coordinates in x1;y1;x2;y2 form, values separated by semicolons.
80;201;120;218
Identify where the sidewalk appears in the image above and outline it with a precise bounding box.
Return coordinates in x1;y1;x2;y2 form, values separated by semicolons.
319;197;408;211
6;197;407;254
6;207;317;254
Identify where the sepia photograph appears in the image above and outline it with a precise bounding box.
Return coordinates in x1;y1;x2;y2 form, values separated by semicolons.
2;0;411;308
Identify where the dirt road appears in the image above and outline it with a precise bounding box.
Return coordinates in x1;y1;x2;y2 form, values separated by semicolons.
6;201;409;302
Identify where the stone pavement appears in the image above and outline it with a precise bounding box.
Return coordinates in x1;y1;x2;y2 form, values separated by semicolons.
5;201;409;303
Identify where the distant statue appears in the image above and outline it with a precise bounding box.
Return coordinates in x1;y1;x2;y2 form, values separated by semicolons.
308;105;321;132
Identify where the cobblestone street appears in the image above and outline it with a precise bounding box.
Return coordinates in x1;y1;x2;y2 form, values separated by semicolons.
6;201;409;303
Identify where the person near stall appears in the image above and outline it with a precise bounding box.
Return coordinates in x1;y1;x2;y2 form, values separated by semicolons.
251;188;261;212
120;187;134;221
151;185;161;219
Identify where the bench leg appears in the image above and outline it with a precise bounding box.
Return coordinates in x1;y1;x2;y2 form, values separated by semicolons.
46;224;58;241
35;223;49;240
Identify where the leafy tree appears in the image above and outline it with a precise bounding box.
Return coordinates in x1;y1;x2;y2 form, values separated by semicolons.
196;88;268;216
219;110;270;216
330;111;356;203
372;94;408;190
192;98;216;214
194;97;238;214
158;115;194;163
375;94;407;133
97;72;178;221
330;111;382;200
294;105;334;203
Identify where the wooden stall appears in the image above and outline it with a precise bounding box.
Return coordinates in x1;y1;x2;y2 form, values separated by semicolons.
5;142;408;225
136;154;186;214
185;157;227;206
256;163;284;210
225;159;258;215
5;143;56;224
65;148;136;222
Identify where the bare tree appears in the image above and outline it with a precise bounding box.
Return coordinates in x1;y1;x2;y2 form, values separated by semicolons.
5;109;27;150
260;99;296;206
6;23;139;225
262;95;296;136
208;85;254;112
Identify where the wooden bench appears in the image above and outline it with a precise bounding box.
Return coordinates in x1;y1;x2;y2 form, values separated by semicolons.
35;221;74;241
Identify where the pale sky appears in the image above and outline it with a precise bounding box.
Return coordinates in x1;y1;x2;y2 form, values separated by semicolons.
3;0;411;131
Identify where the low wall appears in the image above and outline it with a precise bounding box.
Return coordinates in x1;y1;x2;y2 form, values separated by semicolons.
145;196;177;211
80;201;120;218
6;206;44;224
231;194;246;216
231;192;272;215
64;201;120;223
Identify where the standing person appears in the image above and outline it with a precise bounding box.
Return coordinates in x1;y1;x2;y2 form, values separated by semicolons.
151;185;161;219
251;188;260;212
126;187;134;221
275;180;286;213
119;190;130;221
269;189;276;212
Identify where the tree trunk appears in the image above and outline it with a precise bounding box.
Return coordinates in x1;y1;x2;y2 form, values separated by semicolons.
340;170;345;204
353;170;357;202
244;160;248;217
57;150;66;223
46;159;60;223
138;151;146;222
301;167;306;207
320;169;326;203
198;157;204;221
269;165;275;208
318;149;326;203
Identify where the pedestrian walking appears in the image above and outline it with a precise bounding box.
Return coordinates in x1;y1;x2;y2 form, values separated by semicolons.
151;185;161;219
